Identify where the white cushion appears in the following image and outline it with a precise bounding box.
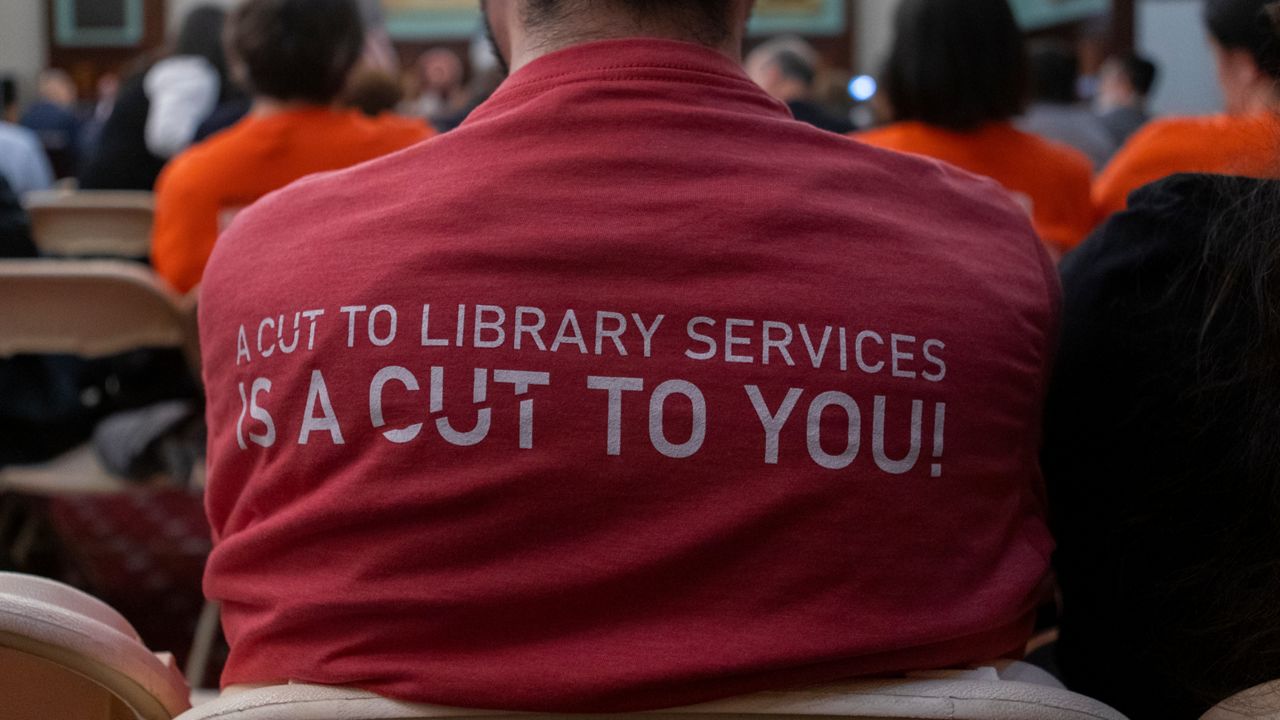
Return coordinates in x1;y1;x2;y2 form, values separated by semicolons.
178;663;1127;720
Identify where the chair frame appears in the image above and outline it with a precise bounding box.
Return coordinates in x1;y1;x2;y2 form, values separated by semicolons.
0;572;192;720
0;258;199;372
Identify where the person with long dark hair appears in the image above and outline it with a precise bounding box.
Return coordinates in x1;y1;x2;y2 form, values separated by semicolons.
1045;7;1280;707
149;0;431;293
1093;0;1280;220
854;0;1094;255
81;5;241;190
143;5;234;158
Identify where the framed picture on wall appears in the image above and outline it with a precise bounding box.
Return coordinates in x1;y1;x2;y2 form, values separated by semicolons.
1008;0;1111;29
382;0;849;40
53;0;145;47
384;0;481;40
749;0;846;36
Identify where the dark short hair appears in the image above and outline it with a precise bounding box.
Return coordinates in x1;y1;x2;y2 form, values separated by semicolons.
1205;0;1280;79
229;0;365;104
884;0;1028;131
1116;53;1158;96
341;68;403;117
525;0;735;46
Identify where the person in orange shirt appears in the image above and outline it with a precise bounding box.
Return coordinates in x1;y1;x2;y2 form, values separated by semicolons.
854;0;1094;254
151;0;433;293
1094;0;1280;220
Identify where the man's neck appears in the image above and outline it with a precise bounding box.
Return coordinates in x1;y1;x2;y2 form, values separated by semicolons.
509;28;742;75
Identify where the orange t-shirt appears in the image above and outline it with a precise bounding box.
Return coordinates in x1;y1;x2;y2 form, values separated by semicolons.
855;121;1094;252
1093;112;1280;221
152;107;433;293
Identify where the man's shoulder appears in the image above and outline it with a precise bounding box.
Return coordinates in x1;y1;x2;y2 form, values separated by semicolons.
857;131;1042;216
220;140;416;239
833;131;1048;266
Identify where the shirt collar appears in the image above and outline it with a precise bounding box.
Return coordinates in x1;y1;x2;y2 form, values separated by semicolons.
466;37;789;123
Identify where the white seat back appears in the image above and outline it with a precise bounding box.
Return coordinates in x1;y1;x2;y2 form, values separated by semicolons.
177;665;1128;720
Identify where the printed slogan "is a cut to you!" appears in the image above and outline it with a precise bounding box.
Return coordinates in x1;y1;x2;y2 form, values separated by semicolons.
230;302;951;477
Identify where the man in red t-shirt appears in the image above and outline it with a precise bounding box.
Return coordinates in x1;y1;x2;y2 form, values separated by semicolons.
200;0;1059;711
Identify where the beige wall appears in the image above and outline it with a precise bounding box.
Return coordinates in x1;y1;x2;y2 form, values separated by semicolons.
855;0;901;74
0;1;48;105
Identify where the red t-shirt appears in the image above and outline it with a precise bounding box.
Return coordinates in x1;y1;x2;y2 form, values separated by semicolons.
200;39;1058;712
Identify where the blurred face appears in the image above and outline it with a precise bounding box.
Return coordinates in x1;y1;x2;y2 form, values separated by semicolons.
422;52;464;91
1096;61;1133;112
41;75;76;106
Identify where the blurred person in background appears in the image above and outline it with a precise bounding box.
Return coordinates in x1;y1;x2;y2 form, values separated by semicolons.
2;76;17;122
0;176;35;257
1046;169;1280;717
357;0;400;74
343;0;406;117
1017;42;1116;170
746;36;853;134
429;31;508;132
1094;53;1158;146
0;110;55;196
142;6;231;158
82;6;242;190
1094;0;1280;219
199;0;1059;709
150;0;432;294
20;69;81;179
856;0;1094;255
77;73;121;169
404;48;469;121
342;67;405;117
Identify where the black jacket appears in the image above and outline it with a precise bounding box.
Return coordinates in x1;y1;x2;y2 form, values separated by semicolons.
79;71;168;190
1045;174;1280;719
